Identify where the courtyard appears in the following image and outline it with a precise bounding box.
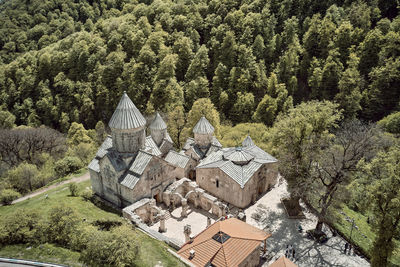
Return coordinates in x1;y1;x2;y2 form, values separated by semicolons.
149;177;370;267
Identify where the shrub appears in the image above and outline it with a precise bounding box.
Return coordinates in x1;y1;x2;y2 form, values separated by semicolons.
0;189;21;205
81;188;93;201
54;156;82;178
80;224;138;267
69;183;78;196
47;205;81;247
378;111;400;135
0;209;44;245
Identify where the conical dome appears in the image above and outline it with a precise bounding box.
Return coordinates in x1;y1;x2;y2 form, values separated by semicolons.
242;135;255;147
224;147;254;165
149;112;167;130
108;92;146;130
193;116;214;134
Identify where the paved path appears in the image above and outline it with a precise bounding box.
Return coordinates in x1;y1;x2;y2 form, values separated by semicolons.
244;177;369;267
0;257;66;266
11;172;90;204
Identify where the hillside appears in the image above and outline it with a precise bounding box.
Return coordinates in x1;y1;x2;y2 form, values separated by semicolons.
0;179;185;267
0;0;399;132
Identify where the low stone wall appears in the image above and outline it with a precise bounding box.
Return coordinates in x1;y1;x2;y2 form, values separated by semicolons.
122;204;182;250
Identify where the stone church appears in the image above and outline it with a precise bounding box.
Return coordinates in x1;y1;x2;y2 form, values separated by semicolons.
89;92;278;208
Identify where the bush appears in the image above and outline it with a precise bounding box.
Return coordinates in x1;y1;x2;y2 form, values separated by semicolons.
81;188;93;201
378;111;400;135
47;205;81;247
0;189;21;205
54;156;83;178
80;224;138;267
69;183;78;196
0;209;44;245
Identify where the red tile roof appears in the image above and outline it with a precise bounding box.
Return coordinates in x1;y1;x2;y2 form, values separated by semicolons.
268;256;298;267
177;218;271;267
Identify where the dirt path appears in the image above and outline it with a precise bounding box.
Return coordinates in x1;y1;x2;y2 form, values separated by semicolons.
12;171;90;204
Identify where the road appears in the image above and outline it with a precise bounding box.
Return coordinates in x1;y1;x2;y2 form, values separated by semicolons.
11;171;90;204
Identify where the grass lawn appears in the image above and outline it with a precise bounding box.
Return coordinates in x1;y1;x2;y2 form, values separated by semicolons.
332;205;400;266
0;180;186;267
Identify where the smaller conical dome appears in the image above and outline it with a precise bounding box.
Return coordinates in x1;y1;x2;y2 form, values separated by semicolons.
149;112;167;130
193;116;214;134
224;147;254;165
108;92;146;129
242;135;255;147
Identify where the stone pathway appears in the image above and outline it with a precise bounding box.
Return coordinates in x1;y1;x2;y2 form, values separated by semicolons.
11;172;90;204
244;178;369;267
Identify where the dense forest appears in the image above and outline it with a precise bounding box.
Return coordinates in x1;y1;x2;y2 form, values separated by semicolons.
0;0;399;132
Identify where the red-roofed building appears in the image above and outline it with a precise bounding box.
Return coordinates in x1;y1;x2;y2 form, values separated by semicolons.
177;218;271;267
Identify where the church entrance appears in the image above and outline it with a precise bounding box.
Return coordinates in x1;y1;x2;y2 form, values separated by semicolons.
154;193;161;203
189;170;196;180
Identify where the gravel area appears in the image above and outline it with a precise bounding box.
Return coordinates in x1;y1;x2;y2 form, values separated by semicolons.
244;177;369;267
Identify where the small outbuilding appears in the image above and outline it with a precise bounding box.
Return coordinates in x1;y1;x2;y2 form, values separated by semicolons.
177;217;271;267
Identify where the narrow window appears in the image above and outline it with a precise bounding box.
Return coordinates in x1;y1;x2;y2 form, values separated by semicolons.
216;180;219;188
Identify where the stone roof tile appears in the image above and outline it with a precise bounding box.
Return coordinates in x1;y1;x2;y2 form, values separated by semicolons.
108;92;146;129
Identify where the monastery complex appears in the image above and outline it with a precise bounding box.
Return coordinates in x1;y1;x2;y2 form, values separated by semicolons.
88;92;279;211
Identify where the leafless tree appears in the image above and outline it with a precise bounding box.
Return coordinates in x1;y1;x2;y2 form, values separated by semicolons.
0;127;66;168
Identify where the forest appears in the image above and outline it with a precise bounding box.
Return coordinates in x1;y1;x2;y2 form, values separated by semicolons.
0;0;400;266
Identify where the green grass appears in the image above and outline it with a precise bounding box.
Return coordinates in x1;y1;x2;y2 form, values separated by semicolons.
332;205;400;266
0;180;186;267
0;243;82;267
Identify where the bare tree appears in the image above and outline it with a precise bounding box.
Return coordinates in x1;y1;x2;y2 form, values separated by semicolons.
311;120;380;230
0;127;66;168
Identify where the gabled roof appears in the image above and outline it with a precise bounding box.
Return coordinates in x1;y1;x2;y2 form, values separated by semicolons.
178;218;270;267
242;135;255;147
95;136;113;158
149;112;167;130
108;92;146;129
145;136;162;157
268;256;298;267
197;146;277;188
165;150;190;169
129;150;153;176
88;158;100;173
106;150;127;172
120;173;140;189
193;116;214;134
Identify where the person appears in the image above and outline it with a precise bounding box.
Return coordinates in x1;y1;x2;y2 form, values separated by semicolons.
298;225;303;233
344;243;348;254
292;247;295;259
285;245;289;257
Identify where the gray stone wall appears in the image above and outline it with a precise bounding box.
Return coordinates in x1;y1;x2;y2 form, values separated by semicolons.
112;126;145;153
196;162;279;208
151;128;166;146
194;133;212;147
196;168;247;208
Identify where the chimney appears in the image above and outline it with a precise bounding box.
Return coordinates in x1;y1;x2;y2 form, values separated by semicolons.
189;249;195;259
189;234;194;243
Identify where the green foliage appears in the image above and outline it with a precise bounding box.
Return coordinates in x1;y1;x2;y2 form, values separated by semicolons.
0;110;16;129
220;123;269;150
0;189;21;205
69;183;79;197
359;147;400;266
47;205;81;247
183;98;221;139
378;112;400;134
80;224;139;267
67;122;93;146
0;209;42;245
54;156;83;178
6;163;39;193
267;101;342;193
0;0;395;132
